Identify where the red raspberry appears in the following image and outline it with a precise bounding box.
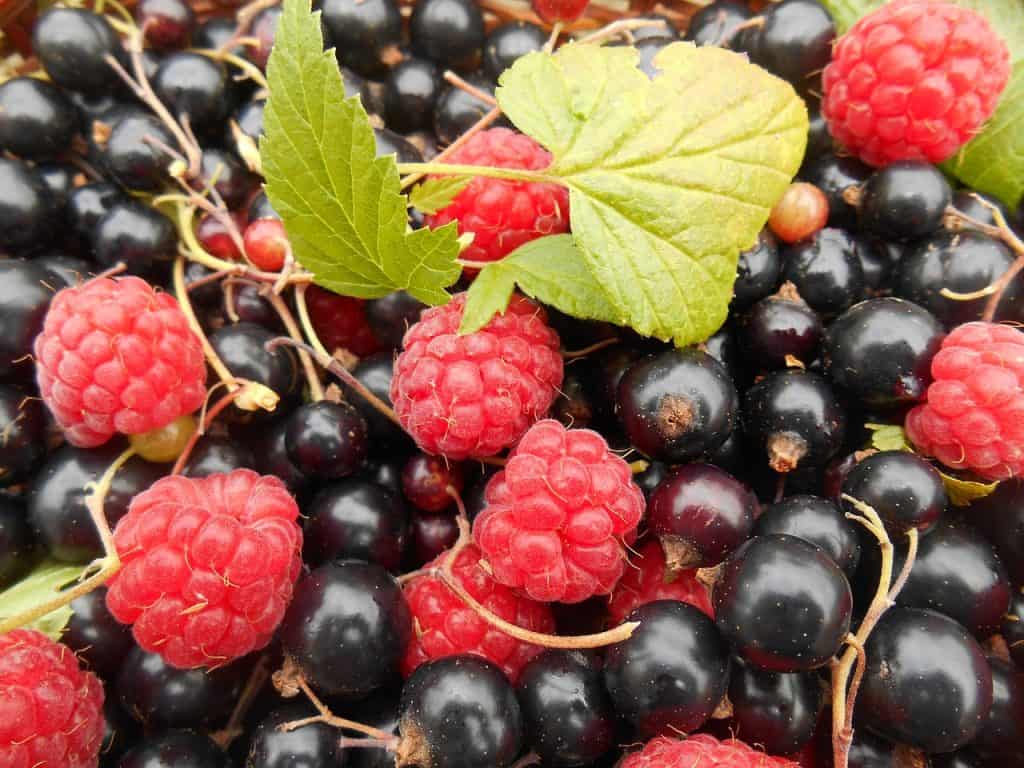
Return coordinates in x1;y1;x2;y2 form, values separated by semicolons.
620;735;800;768
424;128;569;265
822;0;1011;167
402;543;555;681
105;470;303;669
390;293;563;459
304;285;380;357
608;539;713;624
473;419;645;603
34;276;207;448
905;321;1024;480
0;629;105;768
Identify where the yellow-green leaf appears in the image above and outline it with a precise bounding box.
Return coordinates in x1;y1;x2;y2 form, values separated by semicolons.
0;561;83;640
866;423;911;452
940;472;999;507
408;176;472;215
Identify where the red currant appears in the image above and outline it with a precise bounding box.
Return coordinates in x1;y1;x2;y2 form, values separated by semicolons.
532;0;589;24
768;182;829;244
244;217;289;271
196;212;243;261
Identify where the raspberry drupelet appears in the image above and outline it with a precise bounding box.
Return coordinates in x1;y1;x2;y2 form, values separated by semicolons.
402;543;556;682
105;470;303;669
390;292;564;460
424;127;570;265
0;629;105;768
608;539;713;624
905;321;1024;480
34;276;207;448
822;0;1011;167
473;419;645;604
620;735;800;768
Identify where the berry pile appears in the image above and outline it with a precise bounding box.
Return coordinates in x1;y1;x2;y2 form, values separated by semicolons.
1;1;1023;768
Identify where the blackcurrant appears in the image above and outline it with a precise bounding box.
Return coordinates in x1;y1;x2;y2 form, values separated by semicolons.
483;22;547;78
753;494;861;576
233;98;266;145
247;6;282;70
0;496;34;590
743;369;846;472
434;78;497;146
407;511;459;569
840;450;946;534
248;418;310;497
0;385;46;488
859;607;992;753
152;52;231;135
62;587;133;680
366;291;426;349
182;435;255;477
208;322;299;412
401;454;463;512
411;0;486;72
1002;589;1024;668
99;113;177;192
375;127;425;163
0;260;57;384
0;77;77;160
930;751;984;768
733;229;781;308
345;353;410;452
743;0;835;93
118;730;228;768
740;289;823;370
138;0;194;49
604;600;730;738
974;657;1024;763
951;189;1011;229
94;201;177;274
384;58;443;134
36;164;77;219
803;106;834;169
32;8;125;94
703;322;743;383
194;149;256;210
516;650;616;768
714;534;853;672
248;191;279;223
728;657;823;755
780;228;866;316
859;161;952;241
285;400;368;479
0;158;59;253
280;560;411;697
246;702;343;768
67;182;125;241
647;463;757;570
683;0;752;46
617;348;739;463
319;0;402;77
801;153;871;230
969;479;1024;585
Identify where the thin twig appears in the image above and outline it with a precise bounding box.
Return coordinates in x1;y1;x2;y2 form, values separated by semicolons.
443;71;498;106
400;106;504;190
211;655;271;748
261;287;326;401
278;672;398;743
576;16;668;45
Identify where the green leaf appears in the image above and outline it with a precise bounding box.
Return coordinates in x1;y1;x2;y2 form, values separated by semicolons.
496;43;807;347
940;472;999;507
865;423;911;452
0;561;83;640
460;234;623;333
260;0;461;305
408;176;472;215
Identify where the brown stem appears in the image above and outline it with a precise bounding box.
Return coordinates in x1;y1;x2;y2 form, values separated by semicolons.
278;672;399;743
211;655;271;748
400;105;504;190
562;337;619;359
261;287;326;401
576;16;668;45
443;71;498;106
173;253;241;393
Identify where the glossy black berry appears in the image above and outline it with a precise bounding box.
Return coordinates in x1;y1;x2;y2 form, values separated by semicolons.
226;283;284;333
604;600;730;738
754;494;860;576
67;182;125;242
733;230;781;308
618;348;739;463
703;323;743;383
119;730;228;768
153;52;230;135
233;98;266;145
248;191;279;222
99;113;177;192
320;0;403;77
684;0;752;46
36;164;76;215
648;463;757;570
136;0;195;50
28;441;166;563
346;353;410;452
484;22;547;78
841;451;946;534
1002;589;1024;668
247;6;282;70
411;0;485;71
930;751;984;768
802;153;871;230
304;479;408;571
248;418;310;497
859;607;993;753
516;650;615;768
0;385;46;488
208;322;299;410
384;58;443;134
366;291;426;348
285;401;368;480
247;702;345;768
280;560;411;697
804;106;834;169
951;189;1011;228
741;290;823;370
408;511;459;568
182;435;255;477
94;201;176;274
974;657;1024;763
824;297;944;409
714;534;853;671
0;77;77;160
743;0;835;92
375;127;424;163
743;370;846;473
61;587;133;680
401;454;463;513
398;656;523;768
33;8;125;94
36;253;93;290
897;231;1023;328
0;497;34;590
0;260;56;384
0;159;59;252
434;78;496;146
781;228;866;316
194;149;256;209
969;479;1024;585
728;658;823;755
859;161;952;241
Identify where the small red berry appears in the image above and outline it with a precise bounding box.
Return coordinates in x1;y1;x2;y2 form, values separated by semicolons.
34;275;207;448
822;0;1011;167
402;453;465;512
196;212;243;261
424;128;570;266
474;419;645;603
244;217;289;272
303;284;380;357
620;735;800;768
608;539;713;624
390;292;564;460
768;182;829;244
106;469;303;669
0;629;106;768
402;543;555;681
905;321;1024;480
532;0;589;24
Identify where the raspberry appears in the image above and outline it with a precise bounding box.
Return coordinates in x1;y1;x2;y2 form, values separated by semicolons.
620;735;799;768
473;419;645;603
0;629;105;768
608;539;713;624
905;321;1024;480
821;0;1011;167
390;292;563;459
304;285;380;357
105;469;303;669
402;543;555;681
424;128;570;265
34;276;207;449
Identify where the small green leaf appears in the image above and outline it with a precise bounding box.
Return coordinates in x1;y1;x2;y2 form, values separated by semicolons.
408;176;472;215
497;42;807;347
0;561;83;640
865;423;910;452
260;0;461;305
940;472;999;507
460;234;623;334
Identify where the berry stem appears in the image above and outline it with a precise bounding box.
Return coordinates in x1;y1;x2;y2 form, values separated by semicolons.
211;654;271;748
279;670;399;744
399;106;504;191
562;336;619;359
443;71;498;106
0;448;133;634
831;494;919;768
396;162;560;186
261;286;326;401
294;283;333;361
216;0;280;54
576;16;668;45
